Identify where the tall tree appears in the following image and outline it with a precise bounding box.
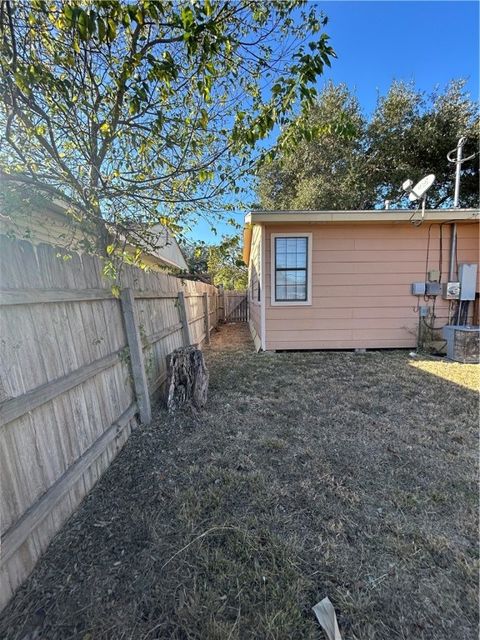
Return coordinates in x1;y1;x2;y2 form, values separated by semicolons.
182;235;247;290
0;0;335;263
257;80;479;210
257;83;371;210
367;80;479;208
206;235;247;289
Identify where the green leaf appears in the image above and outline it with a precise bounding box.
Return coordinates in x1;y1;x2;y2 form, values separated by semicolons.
199;109;209;128
77;10;88;41
107;18;116;41
180;6;194;29
97;17;106;41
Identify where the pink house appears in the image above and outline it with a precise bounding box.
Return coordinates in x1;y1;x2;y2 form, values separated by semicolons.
243;209;479;351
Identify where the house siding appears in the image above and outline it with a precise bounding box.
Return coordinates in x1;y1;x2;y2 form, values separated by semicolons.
263;221;479;350
248;224;262;350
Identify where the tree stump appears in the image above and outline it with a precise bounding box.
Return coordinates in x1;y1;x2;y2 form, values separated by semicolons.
166;346;209;412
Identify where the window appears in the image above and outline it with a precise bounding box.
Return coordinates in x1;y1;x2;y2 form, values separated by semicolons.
250;261;255;300
271;234;311;305
250;260;261;302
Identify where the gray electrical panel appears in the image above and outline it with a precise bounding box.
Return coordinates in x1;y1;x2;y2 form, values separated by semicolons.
411;282;425;296
459;263;478;301
425;282;442;296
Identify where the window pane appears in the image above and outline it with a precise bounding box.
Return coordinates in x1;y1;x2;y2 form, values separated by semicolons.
276;254;287;268
285;271;297;285
294;240;306;266
275;270;307;301
275;237;307;269
276;285;286;300
296;284;306;299
275;238;286;268
296;251;306;268
286;252;297;268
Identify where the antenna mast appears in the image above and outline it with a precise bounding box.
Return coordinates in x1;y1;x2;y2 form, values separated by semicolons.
447;136;475;208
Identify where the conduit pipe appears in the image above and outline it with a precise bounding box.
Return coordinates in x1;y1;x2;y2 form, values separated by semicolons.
448;223;457;281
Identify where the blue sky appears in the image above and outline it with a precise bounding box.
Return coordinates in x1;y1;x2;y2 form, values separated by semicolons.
189;0;479;243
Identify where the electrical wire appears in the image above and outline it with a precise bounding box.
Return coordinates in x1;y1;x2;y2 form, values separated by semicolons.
439;221;446;282
424;223;434;284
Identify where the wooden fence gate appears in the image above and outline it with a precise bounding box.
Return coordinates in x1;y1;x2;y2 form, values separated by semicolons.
223;290;248;322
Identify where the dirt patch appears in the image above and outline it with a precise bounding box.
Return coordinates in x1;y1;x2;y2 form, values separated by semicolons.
1;327;478;639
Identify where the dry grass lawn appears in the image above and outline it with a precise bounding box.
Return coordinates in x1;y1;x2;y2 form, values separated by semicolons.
1;324;478;640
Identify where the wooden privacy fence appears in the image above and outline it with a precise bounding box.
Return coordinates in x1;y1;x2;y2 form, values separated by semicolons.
0;235;222;611
224;290;248;322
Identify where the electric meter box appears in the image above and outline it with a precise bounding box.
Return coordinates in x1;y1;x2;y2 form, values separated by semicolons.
459;263;478;300
425;282;442;296
411;282;425;296
442;282;460;300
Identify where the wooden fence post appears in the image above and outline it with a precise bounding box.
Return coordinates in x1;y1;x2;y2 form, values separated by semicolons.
120;288;151;425
177;291;191;346
203;292;210;344
218;284;225;323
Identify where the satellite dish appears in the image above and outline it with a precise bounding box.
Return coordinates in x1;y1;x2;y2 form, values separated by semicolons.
401;173;436;225
408;174;435;202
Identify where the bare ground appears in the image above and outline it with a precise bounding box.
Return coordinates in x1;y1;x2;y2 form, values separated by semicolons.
1;323;478;640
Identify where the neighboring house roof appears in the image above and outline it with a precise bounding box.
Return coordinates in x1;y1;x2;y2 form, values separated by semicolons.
135;223;188;271
1;198;188;272
243;208;479;264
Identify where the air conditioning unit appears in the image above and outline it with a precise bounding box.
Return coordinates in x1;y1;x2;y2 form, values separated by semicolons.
442;325;480;363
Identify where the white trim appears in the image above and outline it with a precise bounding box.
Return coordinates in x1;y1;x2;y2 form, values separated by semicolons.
270;232;313;307
246;208;479;224
260;225;266;350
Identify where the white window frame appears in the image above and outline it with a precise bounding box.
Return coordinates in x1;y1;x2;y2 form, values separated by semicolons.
270;232;312;306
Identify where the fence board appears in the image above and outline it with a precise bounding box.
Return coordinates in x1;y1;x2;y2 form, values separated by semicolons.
0;403;137;568
0;288;114;305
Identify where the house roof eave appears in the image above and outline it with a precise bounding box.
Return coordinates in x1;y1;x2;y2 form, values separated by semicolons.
246;208;480;224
